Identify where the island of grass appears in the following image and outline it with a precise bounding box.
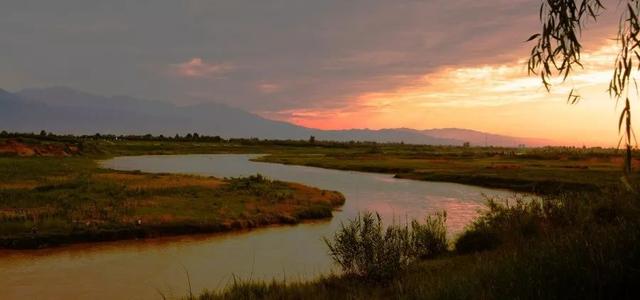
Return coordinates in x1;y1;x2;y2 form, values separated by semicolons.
0;157;345;249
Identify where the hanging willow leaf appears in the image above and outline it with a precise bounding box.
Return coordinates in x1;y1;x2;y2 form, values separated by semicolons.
526;33;541;42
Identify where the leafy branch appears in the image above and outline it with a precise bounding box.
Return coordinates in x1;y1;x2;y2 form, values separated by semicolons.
527;0;639;173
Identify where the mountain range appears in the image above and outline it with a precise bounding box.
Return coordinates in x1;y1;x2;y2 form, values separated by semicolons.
0;87;555;147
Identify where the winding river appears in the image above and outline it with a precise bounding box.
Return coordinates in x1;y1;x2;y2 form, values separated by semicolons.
0;154;516;299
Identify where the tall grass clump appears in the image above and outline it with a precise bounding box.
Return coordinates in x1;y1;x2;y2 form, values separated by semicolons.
411;212;448;259
324;211;448;280
455;197;544;254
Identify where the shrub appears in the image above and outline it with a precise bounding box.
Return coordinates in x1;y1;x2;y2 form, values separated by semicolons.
324;212;412;280
324;212;449;280
455;222;501;254
411;212;448;258
455;198;544;253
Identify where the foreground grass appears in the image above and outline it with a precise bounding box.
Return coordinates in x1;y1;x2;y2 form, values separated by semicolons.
198;187;640;299
0;157;344;249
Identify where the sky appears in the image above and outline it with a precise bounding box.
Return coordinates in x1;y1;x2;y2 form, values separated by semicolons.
0;0;634;146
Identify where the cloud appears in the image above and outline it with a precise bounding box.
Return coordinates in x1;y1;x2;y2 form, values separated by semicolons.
256;83;281;94
170;58;234;79
261;42;625;146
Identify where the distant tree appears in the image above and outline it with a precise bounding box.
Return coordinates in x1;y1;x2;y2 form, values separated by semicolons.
463;141;471;148
527;0;638;173
309;135;316;144
185;133;193;139
0;131;7;136
175;134;180;140
193;132;200;139
39;130;47;136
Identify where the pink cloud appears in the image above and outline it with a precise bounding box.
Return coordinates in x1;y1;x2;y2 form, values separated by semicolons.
171;58;233;78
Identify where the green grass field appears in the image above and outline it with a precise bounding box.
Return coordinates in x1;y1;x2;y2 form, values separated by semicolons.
0;154;344;249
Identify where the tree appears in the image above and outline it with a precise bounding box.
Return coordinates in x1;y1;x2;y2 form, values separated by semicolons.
527;0;638;173
309;135;316;144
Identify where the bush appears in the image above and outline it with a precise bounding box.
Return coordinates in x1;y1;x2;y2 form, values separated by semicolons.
324;212;448;280
455;198;544;253
455;223;501;254
411;212;448;258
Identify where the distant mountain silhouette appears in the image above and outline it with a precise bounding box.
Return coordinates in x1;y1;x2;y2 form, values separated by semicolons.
421;128;555;147
0;87;555;146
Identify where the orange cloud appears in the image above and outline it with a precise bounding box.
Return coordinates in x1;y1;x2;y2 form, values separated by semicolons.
261;42;632;147
171;58;234;78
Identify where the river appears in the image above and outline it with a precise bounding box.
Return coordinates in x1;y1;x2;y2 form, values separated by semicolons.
0;154;517;299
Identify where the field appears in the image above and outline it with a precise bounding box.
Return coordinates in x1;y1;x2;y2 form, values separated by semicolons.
255;144;638;194
0;138;345;248
1;133;639;299
6;133;630;194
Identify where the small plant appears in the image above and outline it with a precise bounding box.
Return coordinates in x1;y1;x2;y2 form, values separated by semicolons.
324;212;412;280
324;211;449;280
411;211;448;258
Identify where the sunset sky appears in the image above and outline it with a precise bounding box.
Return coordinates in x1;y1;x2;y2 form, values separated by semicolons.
0;0;635;146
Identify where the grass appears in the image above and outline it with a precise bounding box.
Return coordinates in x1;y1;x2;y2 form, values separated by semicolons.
3;132;634;196
0;157;344;249
256;146;636;194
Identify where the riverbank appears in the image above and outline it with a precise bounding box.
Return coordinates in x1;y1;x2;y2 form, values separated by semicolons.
255;150;631;194
196;184;640;300
0;157;344;249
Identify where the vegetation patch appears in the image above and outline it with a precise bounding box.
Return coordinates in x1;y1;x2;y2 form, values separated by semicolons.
0;157;344;249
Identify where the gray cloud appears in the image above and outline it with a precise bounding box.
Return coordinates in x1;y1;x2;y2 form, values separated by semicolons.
0;0;617;114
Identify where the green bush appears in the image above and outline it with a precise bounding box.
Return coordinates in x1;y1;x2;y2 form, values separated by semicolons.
411;212;448;258
455;198;544;253
324;213;412;280
324;212;449;280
